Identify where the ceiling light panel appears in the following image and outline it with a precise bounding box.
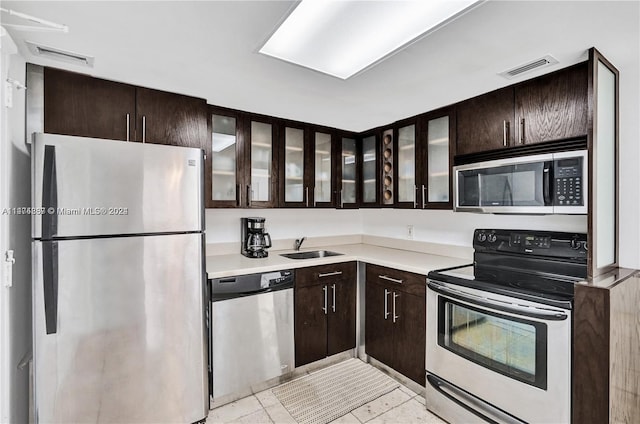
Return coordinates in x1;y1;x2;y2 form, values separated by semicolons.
260;0;480;79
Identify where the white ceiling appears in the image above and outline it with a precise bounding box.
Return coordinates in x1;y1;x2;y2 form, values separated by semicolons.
2;1;638;132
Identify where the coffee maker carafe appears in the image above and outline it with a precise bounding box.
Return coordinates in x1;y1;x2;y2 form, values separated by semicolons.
241;217;272;258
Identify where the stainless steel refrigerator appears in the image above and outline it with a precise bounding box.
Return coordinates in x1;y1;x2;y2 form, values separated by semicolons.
31;133;208;423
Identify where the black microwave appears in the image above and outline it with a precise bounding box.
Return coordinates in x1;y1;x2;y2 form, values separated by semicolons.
453;150;588;214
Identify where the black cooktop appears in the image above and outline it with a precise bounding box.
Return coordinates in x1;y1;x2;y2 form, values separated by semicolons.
427;229;588;309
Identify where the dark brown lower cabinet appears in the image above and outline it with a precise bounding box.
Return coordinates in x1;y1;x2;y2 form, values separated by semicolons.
365;264;426;385
295;262;357;367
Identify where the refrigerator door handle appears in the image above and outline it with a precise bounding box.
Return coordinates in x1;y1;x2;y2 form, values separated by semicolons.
42;145;58;239
42;241;59;335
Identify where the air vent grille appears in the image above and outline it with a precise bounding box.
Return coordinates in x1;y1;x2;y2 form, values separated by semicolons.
499;55;558;79
25;41;94;67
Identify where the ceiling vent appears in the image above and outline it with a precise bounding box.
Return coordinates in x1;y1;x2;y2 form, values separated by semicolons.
499;55;558;79
26;41;94;67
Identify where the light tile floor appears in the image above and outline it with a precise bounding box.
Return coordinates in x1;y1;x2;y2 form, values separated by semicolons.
207;369;448;424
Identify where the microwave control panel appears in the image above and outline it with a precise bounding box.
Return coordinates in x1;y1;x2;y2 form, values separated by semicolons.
554;157;583;206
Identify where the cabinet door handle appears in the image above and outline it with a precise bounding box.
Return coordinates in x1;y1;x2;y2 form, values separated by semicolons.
142;115;146;143
126;114;130;142
384;288;390;319
305;186;309;207
247;184;252;207
392;292;399;323
331;284;336;313
379;275;403;284
236;184;241;207
319;271;342;278
413;185;418;209
502;120;507;147
519;118;525;144
421;185;426;209
322;285;328;315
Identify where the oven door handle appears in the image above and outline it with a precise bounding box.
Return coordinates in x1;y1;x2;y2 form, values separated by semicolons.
427;281;568;321
427;374;526;424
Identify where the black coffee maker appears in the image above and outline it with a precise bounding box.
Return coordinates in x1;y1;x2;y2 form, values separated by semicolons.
241;217;272;258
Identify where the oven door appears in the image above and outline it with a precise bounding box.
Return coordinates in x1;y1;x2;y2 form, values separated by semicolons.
426;280;571;424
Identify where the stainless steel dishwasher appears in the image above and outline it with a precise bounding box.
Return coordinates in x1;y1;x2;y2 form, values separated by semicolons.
209;270;295;403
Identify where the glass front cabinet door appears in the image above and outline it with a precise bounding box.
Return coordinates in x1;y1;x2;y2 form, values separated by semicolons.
339;134;358;208
313;130;335;207
421;107;454;208
247;119;277;207
209;107;243;208
360;133;379;207
392;108;454;209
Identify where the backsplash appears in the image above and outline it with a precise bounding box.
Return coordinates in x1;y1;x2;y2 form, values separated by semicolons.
361;209;588;247
204;208;362;244
205;208;587;247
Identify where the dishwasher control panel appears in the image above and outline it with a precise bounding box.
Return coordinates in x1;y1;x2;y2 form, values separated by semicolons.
210;269;294;301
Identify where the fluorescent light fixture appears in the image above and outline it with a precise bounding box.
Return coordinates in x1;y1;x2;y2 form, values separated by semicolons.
260;0;481;79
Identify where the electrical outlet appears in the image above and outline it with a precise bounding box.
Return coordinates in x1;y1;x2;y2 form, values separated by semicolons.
406;224;414;240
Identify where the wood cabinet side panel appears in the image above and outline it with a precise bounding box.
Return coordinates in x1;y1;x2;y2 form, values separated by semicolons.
573;284;610;424
609;273;640;423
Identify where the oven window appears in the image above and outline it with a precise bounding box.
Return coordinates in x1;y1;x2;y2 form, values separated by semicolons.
438;298;548;390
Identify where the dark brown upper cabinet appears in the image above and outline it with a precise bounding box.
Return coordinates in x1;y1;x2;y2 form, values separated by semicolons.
243;116;279;208
514;62;588;145
44;67;136;141
456;86;515;156
135;87;207;147
359;131;380;207
278;123;340;208
43;67;207;148
456;63;589;157
393;107;455;210
280;122;310;208
336;131;359;209
208;105;247;208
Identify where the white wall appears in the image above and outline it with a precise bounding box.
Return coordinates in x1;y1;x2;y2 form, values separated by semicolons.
204;208;362;244
361;209;588;247
613;15;640;270
0;34;31;424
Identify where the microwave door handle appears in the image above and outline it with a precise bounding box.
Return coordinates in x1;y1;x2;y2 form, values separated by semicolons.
543;161;553;206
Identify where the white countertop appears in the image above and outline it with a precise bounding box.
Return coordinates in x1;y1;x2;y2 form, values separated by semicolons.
206;243;471;279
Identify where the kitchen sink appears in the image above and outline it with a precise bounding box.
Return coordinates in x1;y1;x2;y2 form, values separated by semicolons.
280;250;343;260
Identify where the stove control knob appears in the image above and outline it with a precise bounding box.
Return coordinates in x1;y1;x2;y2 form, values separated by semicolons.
570;238;581;250
477;232;487;242
487;233;497;243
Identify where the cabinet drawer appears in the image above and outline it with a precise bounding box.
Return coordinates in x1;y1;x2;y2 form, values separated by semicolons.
295;261;356;288
366;264;425;297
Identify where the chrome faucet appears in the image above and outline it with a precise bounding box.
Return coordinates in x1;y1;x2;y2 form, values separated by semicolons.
294;237;306;251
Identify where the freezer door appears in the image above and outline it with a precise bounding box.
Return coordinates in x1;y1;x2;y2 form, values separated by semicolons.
32;234;207;424
32;133;203;238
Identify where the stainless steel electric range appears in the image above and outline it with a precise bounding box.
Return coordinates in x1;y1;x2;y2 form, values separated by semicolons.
426;229;587;424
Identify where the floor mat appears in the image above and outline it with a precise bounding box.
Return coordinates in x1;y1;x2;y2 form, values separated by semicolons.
272;358;400;424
